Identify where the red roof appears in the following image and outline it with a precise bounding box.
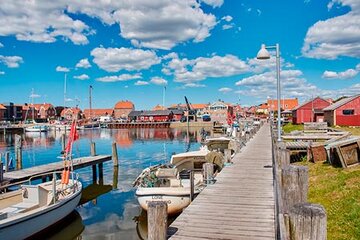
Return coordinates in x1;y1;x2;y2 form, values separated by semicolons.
267;98;299;111
83;109;113;118
60;107;82;116
152;105;165;111
0;104;6;110
114;100;134;109
33;103;54;110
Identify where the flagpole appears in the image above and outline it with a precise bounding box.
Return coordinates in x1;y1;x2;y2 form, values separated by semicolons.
162;86;166;109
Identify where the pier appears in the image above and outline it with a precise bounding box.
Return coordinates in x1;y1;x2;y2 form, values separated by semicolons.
168;124;276;239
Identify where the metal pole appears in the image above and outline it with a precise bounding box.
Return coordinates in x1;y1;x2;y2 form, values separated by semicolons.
89;85;92;121
276;43;281;142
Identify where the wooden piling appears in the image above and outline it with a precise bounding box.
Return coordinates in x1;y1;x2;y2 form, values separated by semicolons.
15;134;22;170
61;134;66;151
287;203;327;240
147;201;168;240
0;160;3;183
92;165;97;184
202;163;214;185
112;142;118;167
224;149;232;163
98;163;103;185
5;152;10;172
190;171;194;202
281;165;308;213
90;142;96;156
113;166;118;189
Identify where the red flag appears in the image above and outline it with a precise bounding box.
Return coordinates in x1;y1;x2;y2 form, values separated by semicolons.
65;120;78;154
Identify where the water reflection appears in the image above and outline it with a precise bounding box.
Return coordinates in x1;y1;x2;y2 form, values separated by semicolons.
0;128;209;239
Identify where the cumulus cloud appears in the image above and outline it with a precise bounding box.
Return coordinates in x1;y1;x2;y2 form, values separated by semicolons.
134;80;149;86
0;55;23;68
219;87;233;93
74;74;89;80
163;54;249;83
150;77;168;86
200;0;224;8
113;0;217;49
96;73;142;82
302;0;360;59
322;68;358;79
75;58;91;68
91;47;160;72
56;66;70;72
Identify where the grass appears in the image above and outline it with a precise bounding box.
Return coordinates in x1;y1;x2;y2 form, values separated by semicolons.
282;123;304;133
296;162;360;240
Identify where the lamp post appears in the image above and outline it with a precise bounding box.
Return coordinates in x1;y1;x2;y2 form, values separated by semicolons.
257;43;281;142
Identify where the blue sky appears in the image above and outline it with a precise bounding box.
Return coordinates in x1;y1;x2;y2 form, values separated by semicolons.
0;0;359;110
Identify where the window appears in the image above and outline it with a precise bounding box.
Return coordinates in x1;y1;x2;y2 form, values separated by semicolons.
342;109;354;115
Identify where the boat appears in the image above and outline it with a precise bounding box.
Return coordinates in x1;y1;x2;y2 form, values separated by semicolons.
77;122;100;130
133;148;223;215
205;136;232;153
0;119;82;239
25;124;49;132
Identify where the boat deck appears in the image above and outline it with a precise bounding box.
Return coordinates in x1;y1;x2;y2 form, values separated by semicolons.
168;124;276;240
3;155;112;184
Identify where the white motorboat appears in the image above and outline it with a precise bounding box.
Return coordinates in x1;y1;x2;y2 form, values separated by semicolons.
134;149;223;215
0;173;82;240
205;136;232;153
25;125;49;132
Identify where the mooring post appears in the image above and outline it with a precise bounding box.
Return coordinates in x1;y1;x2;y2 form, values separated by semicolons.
98;163;103;185
113;166;119;189
224;149;232;163
286;203;327;240
5;152;10;172
281;165;308;213
203;163;214;185
147;201;168;240
112;142;118;167
92;165;97;184
0;159;3;183
61;133;66;151
15;134;22;170
90;142;96;156
190;170;195;202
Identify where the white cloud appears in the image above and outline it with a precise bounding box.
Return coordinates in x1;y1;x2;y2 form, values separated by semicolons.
0;1;92;45
75;58;91;68
302;0;360;59
0;55;23;68
0;42;3;48
322;68;358;79
219;87;233;93
222;24;235;30
150;77;168;86
184;83;206;88
91;47;160;72
29;93;41;98
0;71;4;75
96;73;142;82
74;74;89;80
200;0;224;8
163;54;249;83
222;15;233;22
134;80;149;86
113;0;217;50
56;66;70;72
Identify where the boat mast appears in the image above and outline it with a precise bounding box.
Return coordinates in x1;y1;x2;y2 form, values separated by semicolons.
63;73;67;110
89;85;92;121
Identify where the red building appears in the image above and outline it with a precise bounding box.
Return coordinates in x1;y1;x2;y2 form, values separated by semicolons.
323;95;360;126
83;108;114;119
128;110;183;122
292;97;331;124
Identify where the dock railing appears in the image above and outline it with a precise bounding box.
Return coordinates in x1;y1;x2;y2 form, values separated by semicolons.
270;121;327;240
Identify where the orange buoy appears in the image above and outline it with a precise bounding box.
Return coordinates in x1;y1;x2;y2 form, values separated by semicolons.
61;169;67;184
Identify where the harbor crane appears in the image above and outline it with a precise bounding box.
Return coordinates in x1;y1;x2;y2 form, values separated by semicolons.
181;96;197;122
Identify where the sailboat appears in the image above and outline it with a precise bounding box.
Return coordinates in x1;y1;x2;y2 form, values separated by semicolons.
0;120;82;239
24;89;49;133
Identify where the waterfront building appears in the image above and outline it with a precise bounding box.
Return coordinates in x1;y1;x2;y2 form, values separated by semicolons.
33;103;57;120
83;108;114;119
323;94;360;126
292;97;331;124
267;98;299;112
60;107;83;120
2;102;23;122
0;104;6;121
128;110;183;122
114;100;134;119
207;100;231;123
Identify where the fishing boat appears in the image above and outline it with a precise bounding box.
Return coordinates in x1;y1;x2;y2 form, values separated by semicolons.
133;148;223;215
0;120;82;239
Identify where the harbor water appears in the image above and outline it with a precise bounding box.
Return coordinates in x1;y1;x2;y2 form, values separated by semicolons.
0;128;207;240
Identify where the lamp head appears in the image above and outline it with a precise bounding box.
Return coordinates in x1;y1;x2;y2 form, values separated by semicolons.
257;44;270;60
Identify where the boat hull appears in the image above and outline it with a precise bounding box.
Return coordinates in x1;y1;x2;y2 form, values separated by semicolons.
25;126;48;132
0;182;82;240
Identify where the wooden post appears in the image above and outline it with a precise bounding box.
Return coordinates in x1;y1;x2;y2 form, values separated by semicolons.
203;163;214;185
92;165;97;184
190;171;194;202
98;163;103;185
281;165;308;213
61;133;66;151
147;201;168;240
307;141;312;162
287;203;327;240
0;159;3;183
5;152;10;172
90;142;96;156
15;134;22;170
224;149;232;163
113;166;119;189
112;142;118;167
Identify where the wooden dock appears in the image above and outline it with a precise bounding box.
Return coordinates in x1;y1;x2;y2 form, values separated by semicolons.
3;155;112;183
168;124;275;240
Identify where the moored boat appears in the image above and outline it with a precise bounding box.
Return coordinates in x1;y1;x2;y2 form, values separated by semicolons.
25;124;49;132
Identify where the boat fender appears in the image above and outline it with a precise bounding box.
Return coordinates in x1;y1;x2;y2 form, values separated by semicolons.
61;169;70;184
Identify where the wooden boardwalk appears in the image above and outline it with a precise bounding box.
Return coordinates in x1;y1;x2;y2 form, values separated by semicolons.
168;124;275;240
3;155;111;183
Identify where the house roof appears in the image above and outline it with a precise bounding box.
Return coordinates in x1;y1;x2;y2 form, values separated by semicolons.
60;107;82;116
0;104;6;110
128;111;143;117
152;104;165;111
33;103;54;110
114;100;134;109
323;95;360;111
267;98;299;110
83;109;113;117
293;97;329;111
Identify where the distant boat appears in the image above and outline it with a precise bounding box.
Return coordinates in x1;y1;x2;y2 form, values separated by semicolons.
0;119;82;239
77;122;100;130
25;124;49;132
133;148;223;215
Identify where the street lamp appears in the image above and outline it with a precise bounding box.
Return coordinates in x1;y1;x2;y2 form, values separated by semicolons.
257;43;282;142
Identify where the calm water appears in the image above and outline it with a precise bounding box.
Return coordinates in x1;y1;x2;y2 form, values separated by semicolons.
0;128;207;240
